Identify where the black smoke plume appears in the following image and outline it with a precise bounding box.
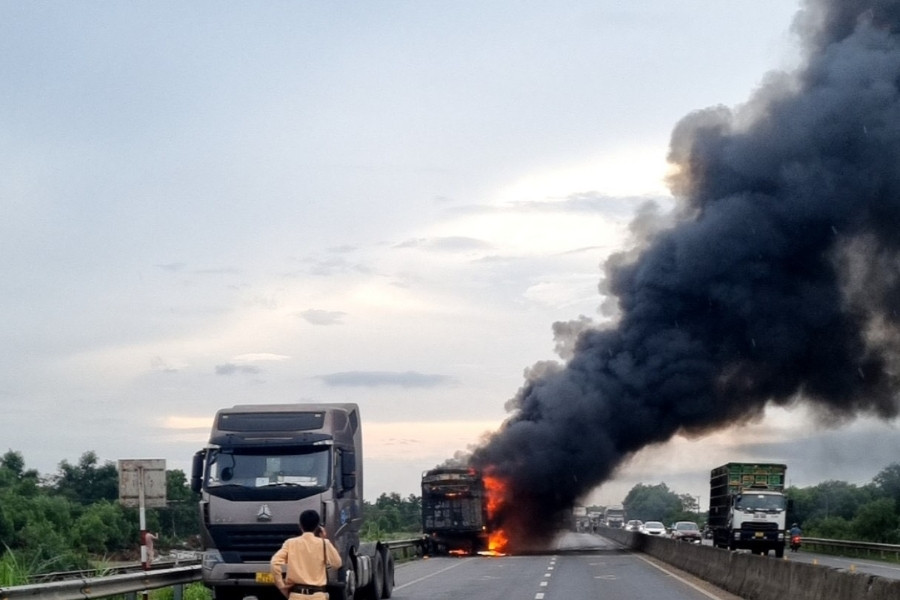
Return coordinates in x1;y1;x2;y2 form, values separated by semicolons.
471;0;900;550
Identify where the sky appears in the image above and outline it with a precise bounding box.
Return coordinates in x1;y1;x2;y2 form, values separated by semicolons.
4;1;900;505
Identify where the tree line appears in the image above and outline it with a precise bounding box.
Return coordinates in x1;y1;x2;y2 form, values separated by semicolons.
0;449;422;579
4;447;899;580
600;463;900;543
0;450;199;576
788;463;900;543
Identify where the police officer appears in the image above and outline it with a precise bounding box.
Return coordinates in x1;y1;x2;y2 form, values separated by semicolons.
271;510;342;600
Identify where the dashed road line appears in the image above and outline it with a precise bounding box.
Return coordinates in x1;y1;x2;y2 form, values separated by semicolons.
392;557;474;590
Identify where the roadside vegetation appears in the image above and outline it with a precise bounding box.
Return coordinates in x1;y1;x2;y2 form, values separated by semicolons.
359;492;422;541
4;447;900;580
0;449;199;575
591;463;900;545
0;449;422;581
787;464;900;544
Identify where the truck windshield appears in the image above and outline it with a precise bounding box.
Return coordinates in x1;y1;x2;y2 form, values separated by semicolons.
735;493;785;512
206;447;331;490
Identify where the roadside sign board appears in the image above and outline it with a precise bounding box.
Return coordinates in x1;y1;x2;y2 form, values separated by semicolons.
118;459;167;508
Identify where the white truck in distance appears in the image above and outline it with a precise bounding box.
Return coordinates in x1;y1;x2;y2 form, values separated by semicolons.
708;462;789;558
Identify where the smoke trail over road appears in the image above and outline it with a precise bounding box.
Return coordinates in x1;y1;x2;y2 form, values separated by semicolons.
471;0;900;549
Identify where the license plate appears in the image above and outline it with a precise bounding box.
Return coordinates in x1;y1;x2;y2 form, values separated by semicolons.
256;572;275;584
754;532;764;538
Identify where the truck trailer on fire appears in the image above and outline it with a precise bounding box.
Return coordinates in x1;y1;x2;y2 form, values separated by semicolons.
421;467;489;555
708;462;789;557
190;403;395;600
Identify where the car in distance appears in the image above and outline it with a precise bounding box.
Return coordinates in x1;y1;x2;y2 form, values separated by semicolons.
670;521;702;543
625;519;643;532
640;520;666;536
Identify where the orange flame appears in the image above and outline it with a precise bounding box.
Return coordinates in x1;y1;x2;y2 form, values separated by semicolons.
487;528;509;554
482;473;509;555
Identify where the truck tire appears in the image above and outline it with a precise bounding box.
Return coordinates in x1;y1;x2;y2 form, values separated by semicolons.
364;552;384;600
775;546;784;558
330;563;356;600
380;549;395;599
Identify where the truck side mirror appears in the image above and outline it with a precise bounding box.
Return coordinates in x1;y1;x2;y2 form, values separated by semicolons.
341;450;357;491
191;450;205;494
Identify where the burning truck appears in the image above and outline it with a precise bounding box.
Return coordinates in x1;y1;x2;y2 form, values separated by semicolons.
420;467;508;555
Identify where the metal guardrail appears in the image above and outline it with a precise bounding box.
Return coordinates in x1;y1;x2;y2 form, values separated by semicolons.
0;566;201;600
381;538;424;560
0;539;426;600
26;559;202;584
801;536;900;561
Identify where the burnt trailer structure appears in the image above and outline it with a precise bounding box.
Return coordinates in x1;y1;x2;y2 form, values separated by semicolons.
421;468;489;555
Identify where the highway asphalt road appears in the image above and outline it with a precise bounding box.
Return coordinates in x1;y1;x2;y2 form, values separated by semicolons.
390;532;743;600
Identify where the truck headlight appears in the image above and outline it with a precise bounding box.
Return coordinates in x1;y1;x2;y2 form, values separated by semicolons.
733;532;741;540
202;549;224;571
777;532;784;541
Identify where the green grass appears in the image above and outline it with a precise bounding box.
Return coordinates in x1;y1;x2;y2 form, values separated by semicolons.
0;546;62;586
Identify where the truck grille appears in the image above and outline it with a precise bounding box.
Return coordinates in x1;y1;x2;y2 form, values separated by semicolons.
742;521;778;532
210;525;298;562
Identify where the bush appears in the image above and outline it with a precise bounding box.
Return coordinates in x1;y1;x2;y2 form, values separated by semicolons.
184;582;213;600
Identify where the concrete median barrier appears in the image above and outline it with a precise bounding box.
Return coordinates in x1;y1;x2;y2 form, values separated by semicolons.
600;527;900;600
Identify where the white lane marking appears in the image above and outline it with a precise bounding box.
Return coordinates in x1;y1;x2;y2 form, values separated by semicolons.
633;554;728;600
827;556;900;572
537;555;555;597
393;557;475;590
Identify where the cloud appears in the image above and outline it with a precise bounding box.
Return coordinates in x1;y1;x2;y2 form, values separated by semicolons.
155;262;241;276
393;236;493;252
214;353;290;375
215;363;261;376
150;356;181;373
299;309;347;326
156;262;187;272
511;192;664;217
193;266;241;276
231;353;290;363
296;255;373;277
316;370;454;388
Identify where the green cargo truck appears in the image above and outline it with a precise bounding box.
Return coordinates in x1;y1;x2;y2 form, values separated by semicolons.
708;463;789;557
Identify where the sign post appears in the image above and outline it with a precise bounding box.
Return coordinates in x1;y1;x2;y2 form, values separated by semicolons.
118;459;167;571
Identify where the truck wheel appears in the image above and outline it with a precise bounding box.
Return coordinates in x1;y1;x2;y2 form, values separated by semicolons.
380;548;395;599
775;547;784;558
330;564;356;600
364;552;384;600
